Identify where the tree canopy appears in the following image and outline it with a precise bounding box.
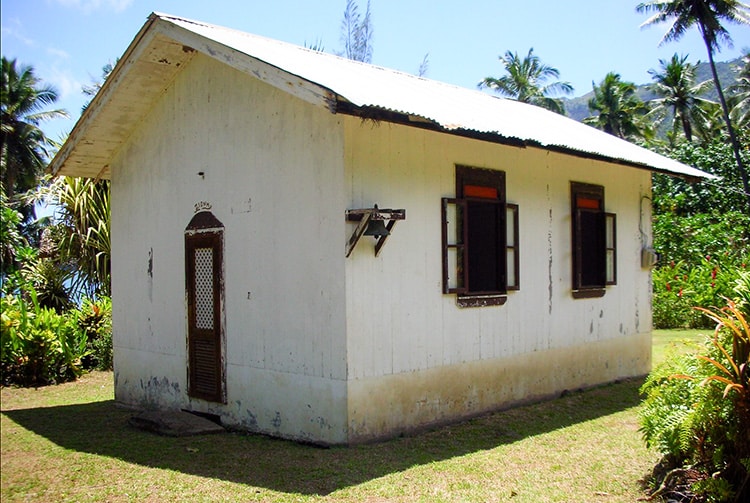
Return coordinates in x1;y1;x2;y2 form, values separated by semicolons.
1;57;67;201
637;0;750;212
479;48;573;114
584;72;651;140
647;53;717;142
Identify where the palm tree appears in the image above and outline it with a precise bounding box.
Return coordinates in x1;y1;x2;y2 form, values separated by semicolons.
647;53;716;141
728;50;750;128
36;176;111;297
0;57;67;201
636;0;750;212
479;48;574;115
584;72;651;140
81;60;116;112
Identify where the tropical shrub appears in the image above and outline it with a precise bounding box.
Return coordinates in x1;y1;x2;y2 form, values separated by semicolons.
20;256;73;313
0;288;88;386
640;273;750;502
652;257;748;329
77;296;112;370
652;211;750;268
0;279;112;385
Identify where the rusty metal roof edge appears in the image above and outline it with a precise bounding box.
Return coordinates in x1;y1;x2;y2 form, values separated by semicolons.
338;102;715;181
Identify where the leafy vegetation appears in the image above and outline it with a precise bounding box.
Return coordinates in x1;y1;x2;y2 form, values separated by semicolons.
640;273;750;501
1;54;112;387
652;256;747;329
649;133;750;332
1;286;112;386
584;72;652;139
478;48;574;114
34;176;111;298
637;0;750;213
0;290;87;386
652;135;749;215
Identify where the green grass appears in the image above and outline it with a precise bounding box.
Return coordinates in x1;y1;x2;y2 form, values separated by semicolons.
652;328;707;365
1;333;702;503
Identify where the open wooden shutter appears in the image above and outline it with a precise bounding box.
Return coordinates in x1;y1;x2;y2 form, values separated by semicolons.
605;212;617;285
506;203;520;290
442;197;468;294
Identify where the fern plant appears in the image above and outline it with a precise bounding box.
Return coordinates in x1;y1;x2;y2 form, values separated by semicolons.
640;275;750;501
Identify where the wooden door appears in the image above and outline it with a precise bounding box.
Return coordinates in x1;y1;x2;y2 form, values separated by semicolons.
185;230;224;402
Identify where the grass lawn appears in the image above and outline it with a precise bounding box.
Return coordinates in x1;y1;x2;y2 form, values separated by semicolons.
652;328;707;364
1;331;703;503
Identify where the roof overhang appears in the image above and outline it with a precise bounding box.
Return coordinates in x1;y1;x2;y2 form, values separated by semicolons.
49;13;336;179
49;12;713;182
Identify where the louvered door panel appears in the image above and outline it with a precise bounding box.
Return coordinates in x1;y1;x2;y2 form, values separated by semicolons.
186;232;223;403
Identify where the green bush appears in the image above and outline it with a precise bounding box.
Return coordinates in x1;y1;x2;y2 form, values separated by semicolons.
77;296;112;370
652;211;750;268
1;289;88;386
640;275;750;502
650;210;749;329
652;258;747;329
1;285;112;385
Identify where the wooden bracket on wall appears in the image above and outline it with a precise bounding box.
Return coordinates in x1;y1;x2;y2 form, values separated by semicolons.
345;206;406;257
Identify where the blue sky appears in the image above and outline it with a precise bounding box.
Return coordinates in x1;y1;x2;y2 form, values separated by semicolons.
2;0;748;141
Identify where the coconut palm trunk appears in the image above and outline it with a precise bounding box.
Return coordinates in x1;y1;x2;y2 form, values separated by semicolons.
636;0;750;213
702;33;750;212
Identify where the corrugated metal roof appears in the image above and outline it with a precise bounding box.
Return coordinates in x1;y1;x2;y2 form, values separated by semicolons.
50;12;712;181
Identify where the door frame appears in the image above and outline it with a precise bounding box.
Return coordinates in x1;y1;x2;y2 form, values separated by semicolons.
184;210;226;403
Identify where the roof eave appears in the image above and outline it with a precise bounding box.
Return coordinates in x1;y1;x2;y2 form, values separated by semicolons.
335;101;714;182
50;12;712;183
49;13;337;180
48;13;162;179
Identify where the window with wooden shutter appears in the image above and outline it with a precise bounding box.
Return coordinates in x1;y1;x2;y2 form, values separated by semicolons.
571;182;617;298
441;166;519;307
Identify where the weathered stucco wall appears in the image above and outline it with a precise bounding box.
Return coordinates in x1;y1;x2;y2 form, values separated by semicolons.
110;51;653;445
110;54;349;444
343;118;652;441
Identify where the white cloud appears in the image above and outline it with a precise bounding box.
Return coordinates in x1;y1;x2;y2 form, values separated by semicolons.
1;18;37;48
47;47;71;60
53;0;134;14
49;66;82;101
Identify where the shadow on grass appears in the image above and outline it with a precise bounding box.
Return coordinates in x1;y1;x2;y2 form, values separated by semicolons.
2;377;644;496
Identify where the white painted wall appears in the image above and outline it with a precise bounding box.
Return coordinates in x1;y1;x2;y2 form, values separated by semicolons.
343;118;652;441
110;51;653;445
111;54;349;444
